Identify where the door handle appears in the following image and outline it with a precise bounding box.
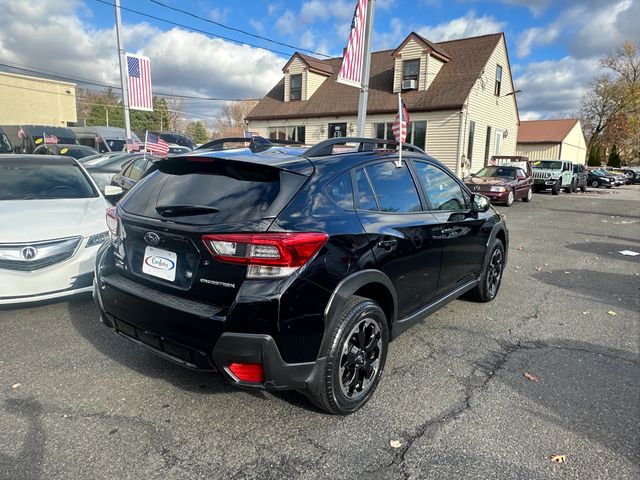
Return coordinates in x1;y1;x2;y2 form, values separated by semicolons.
441;227;455;235
377;239;398;250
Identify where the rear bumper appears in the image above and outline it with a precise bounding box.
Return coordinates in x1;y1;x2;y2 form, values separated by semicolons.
94;269;317;391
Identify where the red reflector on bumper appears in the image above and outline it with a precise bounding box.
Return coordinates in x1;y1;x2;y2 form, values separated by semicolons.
228;362;264;383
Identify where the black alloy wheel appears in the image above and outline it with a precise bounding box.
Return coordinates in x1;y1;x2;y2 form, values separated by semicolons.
467;239;505;302
310;296;389;415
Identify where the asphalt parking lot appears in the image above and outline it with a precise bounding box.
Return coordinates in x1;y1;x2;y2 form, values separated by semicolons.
1;186;639;480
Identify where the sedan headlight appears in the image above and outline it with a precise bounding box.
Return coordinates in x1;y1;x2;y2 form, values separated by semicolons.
490;186;507;192
86;231;109;247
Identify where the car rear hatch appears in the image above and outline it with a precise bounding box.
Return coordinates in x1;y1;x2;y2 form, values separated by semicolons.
112;154;311;309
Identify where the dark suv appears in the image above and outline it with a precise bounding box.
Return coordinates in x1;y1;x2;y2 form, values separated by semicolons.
94;138;508;414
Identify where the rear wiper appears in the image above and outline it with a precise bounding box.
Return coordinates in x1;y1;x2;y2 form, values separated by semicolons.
155;204;220;216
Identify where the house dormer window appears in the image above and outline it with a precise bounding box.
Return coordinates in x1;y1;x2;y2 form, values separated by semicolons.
403;59;420;82
494;65;502;96
290;74;302;101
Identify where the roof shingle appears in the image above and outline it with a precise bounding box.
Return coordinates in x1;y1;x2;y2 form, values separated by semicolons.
247;33;503;120
517;119;579;144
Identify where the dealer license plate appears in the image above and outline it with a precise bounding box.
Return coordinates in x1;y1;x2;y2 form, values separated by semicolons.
142;246;177;282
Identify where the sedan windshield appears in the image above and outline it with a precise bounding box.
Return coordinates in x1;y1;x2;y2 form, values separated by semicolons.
475;166;517;179
0;162;97;200
532;161;562;170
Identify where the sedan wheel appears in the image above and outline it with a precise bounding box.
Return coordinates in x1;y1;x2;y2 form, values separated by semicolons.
522;187;532;203
505;190;514;206
591;180;600;188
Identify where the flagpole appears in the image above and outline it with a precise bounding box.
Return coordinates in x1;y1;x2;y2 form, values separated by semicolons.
396;92;403;168
114;0;132;143
144;130;148;160
356;0;375;137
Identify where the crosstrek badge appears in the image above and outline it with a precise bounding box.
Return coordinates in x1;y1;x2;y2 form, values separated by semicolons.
142;246;177;281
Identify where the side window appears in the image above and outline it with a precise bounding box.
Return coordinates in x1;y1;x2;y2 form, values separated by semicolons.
355;168;378;210
414;161;468;211
364;161;422;213
325;171;354;210
128;158;147;181
516;168;526;178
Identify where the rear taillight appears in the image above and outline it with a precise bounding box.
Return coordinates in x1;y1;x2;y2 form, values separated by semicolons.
228;363;264;383
202;232;328;278
106;207;119;239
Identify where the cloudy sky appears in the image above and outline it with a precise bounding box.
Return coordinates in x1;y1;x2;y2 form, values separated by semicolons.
0;0;638;122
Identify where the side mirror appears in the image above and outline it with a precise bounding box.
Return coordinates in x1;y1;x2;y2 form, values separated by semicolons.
471;194;491;213
103;185;123;197
517;175;526;180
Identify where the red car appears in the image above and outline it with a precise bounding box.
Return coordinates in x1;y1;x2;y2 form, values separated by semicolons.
464;165;533;206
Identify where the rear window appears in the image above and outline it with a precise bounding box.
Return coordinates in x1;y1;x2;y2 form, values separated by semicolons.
121;158;306;224
0;162;97;200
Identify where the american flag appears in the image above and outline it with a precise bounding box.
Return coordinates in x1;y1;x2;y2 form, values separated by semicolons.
126;138;141;152
392;101;410;143
336;0;368;88
17;127;25;139
126;54;153;111
145;132;169;155
44;134;58;144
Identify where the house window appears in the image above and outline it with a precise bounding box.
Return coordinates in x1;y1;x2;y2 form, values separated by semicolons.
372;121;427;150
484;126;492;165
467;121;475;163
494;65;502;96
403;59;420;82
268;126;305;143
290;74;302;101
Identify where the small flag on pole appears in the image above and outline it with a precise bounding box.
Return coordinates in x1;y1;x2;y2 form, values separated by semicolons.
126;53;153;111
392;100;410;142
126;138;141;152
17;127;25;139
44;134;58;145
337;0;368;88
145;132;169;155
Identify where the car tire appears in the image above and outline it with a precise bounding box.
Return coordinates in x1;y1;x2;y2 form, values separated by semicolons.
309;295;389;415
467;239;505;303
591;180;599;188
551;180;560;195
505;189;515;206
580;184;587;192
564;180;574;194
522;187;532;202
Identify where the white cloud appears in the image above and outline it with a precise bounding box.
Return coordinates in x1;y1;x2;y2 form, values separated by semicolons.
275;10;297;35
208;8;230;23
417;11;505;42
249;19;265;34
516;26;560;58
0;0;284;120
499;0;550;17
514;57;601;119
375;18;406;51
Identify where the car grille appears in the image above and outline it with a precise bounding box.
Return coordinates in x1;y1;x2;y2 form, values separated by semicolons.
533;171;552;180
0;236;82;271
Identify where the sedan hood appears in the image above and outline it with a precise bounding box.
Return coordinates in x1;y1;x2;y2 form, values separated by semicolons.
0;197;109;243
465;177;512;187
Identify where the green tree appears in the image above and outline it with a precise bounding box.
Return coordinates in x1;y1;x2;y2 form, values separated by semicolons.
587;144;601;166
608;145;621;167
185;121;209;143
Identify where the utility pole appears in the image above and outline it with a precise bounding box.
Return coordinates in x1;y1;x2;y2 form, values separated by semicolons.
356;0;375;137
114;0;132;140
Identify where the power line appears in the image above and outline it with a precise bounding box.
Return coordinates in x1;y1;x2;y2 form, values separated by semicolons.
0;61;259;102
92;0;292;57
147;0;331;59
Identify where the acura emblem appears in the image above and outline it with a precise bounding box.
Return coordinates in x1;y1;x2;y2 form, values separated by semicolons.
144;232;161;246
473;186;481;191
21;246;38;260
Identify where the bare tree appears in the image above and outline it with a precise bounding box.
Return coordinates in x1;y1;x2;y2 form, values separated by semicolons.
212;100;259;138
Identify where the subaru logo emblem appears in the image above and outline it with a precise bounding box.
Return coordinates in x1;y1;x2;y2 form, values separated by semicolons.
144;232;161;246
21;246;38;260
473;186;481;191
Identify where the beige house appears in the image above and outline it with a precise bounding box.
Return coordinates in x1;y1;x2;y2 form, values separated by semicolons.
0;71;77;126
516;119;587;164
247;32;520;177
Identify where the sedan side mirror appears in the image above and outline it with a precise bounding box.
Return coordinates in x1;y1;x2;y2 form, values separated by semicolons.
471;194;491;213
103;185;124;197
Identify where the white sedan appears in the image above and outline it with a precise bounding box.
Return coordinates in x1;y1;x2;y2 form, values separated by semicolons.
0;155;122;305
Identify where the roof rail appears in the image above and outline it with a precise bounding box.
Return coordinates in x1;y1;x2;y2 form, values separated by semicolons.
304;137;425;158
196;136;274;153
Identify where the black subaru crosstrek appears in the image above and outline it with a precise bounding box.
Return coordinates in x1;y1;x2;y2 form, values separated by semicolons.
94;138;508;414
